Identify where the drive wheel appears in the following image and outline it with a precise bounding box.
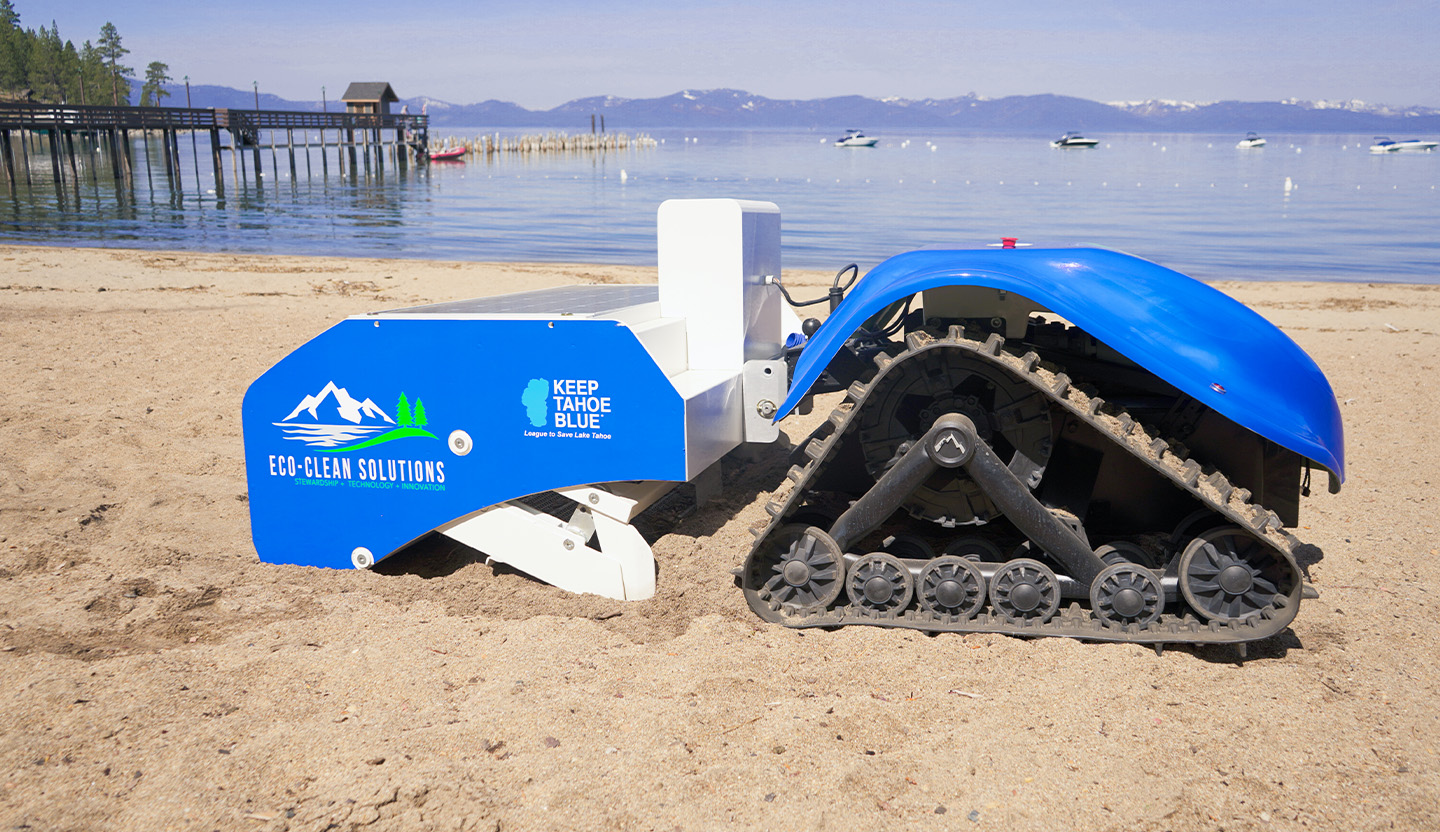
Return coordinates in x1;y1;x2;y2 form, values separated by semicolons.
763;527;845;613
1090;563;1164;628
1178;525;1291;623
917;555;986;619
989;558;1060;624
856;348;1053;526
846;552;914;614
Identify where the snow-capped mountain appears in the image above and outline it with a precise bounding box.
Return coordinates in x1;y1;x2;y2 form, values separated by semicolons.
165;84;1440;132
281;381;394;425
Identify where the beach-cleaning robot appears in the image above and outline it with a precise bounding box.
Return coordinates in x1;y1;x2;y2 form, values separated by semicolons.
243;198;1344;646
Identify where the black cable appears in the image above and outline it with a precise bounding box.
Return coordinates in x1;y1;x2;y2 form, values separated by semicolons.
770;263;860;309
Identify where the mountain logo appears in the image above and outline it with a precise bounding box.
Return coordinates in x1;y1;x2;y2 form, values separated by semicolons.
275;381;439;451
521;378;549;427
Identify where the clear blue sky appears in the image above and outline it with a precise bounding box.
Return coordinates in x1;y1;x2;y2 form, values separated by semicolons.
26;0;1440;109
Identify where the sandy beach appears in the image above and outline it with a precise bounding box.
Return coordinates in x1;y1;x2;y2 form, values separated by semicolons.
1;243;1438;831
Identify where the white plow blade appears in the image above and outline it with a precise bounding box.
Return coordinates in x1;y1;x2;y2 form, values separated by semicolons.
439;481;672;601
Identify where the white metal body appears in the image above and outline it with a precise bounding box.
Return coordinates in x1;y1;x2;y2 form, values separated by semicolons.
435;199;796;600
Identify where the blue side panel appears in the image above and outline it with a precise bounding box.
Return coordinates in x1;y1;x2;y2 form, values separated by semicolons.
780;249;1345;481
243;317;687;569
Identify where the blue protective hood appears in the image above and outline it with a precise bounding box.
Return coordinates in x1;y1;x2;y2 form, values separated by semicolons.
779;248;1344;481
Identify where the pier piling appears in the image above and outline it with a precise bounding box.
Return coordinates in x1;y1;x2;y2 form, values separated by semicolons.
0;102;429;193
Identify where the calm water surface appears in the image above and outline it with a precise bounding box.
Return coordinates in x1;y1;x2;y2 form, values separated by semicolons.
2;128;1437;282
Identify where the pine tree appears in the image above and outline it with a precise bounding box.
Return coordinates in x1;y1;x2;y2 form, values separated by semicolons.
0;0;27;94
78;40;105;106
96;21;130;105
26;22;64;102
140;60;170;106
396;393;412;427
412;399;428;428
60;39;80;104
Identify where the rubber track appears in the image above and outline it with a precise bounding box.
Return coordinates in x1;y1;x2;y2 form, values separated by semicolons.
741;329;1307;645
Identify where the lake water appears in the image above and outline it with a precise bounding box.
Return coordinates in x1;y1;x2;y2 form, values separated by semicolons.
3;128;1437;283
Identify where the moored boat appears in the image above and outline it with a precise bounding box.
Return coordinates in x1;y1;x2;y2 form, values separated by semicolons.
834;130;879;148
1369;137;1439;153
1236;132;1267;149
429;146;466;161
1051;132;1099;148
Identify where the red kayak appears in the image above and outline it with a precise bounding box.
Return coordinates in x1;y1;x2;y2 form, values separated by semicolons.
429;146;465;161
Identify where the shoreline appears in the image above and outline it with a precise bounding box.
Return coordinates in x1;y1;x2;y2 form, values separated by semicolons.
2;243;1438;829
5;241;1437;292
0;242;845;297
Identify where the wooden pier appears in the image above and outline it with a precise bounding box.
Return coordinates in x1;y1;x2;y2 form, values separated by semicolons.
0;102;429;195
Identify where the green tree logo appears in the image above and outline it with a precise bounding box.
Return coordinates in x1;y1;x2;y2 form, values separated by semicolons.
396;392;413;427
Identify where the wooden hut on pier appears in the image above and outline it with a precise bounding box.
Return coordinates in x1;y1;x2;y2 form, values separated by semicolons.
341;83;400;115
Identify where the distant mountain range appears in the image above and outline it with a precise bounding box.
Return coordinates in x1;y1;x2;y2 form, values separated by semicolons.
163;85;1440;133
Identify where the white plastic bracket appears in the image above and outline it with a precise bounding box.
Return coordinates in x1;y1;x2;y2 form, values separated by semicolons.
438;481;675;601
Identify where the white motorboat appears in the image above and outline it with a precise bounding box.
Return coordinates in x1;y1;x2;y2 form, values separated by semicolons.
834;130;879;148
1051;132;1099;148
1369;137;1439;153
1236;132;1267;149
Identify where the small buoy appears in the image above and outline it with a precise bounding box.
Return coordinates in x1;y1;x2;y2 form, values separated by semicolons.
1284;177;1293;192
620;169;628;183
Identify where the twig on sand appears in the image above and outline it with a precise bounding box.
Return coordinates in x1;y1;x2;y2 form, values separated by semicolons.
720;715;764;735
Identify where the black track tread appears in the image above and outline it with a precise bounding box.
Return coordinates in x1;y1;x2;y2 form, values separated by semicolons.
741;329;1306;644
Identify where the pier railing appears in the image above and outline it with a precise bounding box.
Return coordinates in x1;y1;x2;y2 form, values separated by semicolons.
0;101;430;194
0;101;428;133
